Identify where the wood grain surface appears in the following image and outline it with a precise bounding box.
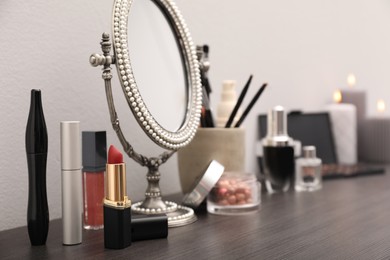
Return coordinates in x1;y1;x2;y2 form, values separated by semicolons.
1;171;390;259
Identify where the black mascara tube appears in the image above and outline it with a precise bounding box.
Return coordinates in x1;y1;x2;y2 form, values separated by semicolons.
25;89;49;245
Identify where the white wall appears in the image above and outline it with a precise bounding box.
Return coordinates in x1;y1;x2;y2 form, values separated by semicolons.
1;0;390;231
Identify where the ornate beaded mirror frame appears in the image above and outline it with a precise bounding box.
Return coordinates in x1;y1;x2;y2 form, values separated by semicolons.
90;0;203;227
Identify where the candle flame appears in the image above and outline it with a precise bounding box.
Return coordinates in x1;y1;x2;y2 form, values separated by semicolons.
377;99;386;113
347;74;356;88
333;90;342;103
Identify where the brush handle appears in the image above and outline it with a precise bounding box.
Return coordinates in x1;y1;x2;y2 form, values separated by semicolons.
27;153;49;245
234;83;267;128
225;75;253;128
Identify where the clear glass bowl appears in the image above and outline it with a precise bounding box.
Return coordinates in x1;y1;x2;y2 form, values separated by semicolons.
207;172;260;215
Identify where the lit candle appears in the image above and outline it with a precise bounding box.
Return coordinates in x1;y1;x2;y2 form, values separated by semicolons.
347;73;356;87
325;91;357;164
377;99;386;114
339;74;367;122
359;99;390;163
333;89;342;103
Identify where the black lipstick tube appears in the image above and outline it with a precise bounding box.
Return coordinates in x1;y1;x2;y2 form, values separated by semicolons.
104;163;131;249
25;89;49;245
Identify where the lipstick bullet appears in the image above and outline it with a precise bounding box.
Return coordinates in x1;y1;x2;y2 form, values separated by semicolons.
104;145;131;249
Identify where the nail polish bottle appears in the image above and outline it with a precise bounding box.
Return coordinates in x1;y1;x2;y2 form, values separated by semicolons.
295;146;322;192
82;131;106;230
261;106;295;193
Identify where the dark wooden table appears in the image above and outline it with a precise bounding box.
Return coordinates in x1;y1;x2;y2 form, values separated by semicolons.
2;170;390;259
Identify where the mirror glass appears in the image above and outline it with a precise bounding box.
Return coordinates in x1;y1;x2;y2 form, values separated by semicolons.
128;0;187;132
111;0;201;150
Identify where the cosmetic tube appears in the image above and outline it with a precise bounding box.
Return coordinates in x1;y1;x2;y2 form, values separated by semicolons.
104;145;131;249
82;131;106;230
26;89;49;245
61;121;83;245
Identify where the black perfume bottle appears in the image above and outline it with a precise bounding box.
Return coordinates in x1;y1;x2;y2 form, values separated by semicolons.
261;106;295;193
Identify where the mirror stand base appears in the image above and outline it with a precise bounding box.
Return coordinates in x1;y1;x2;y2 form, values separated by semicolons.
132;202;197;227
131;166;197;227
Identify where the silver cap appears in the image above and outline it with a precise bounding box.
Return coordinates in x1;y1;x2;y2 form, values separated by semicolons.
61;121;81;170
182;160;225;208
303;146;317;158
262;106;294;146
268;106;287;136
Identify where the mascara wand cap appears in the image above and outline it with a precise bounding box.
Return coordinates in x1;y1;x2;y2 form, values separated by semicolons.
26;89;48;154
61;121;81;170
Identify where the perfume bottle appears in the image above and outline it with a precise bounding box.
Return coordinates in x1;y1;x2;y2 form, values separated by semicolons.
261;106;295;193
295;146;322;192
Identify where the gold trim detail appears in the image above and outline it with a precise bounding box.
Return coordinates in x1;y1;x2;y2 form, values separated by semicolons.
104;196;131;209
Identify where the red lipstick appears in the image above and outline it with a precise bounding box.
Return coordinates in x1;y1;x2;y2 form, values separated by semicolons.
108;145;123;164
104;145;131;249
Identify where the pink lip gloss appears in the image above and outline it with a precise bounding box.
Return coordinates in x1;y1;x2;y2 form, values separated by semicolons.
82;131;106;230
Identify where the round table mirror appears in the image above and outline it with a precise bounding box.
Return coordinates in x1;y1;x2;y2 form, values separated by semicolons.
112;0;201;151
90;0;203;227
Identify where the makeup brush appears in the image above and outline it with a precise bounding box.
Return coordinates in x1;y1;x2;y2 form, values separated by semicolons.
225;75;253;128
202;87;215;127
234;83;268;128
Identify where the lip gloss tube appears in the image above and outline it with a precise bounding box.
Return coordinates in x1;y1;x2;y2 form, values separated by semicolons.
61;121;83;245
104;145;131;249
82;131;106;230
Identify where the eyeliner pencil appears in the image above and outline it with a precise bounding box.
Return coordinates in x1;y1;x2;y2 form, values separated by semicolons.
234;83;268;128
225;75;253;128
